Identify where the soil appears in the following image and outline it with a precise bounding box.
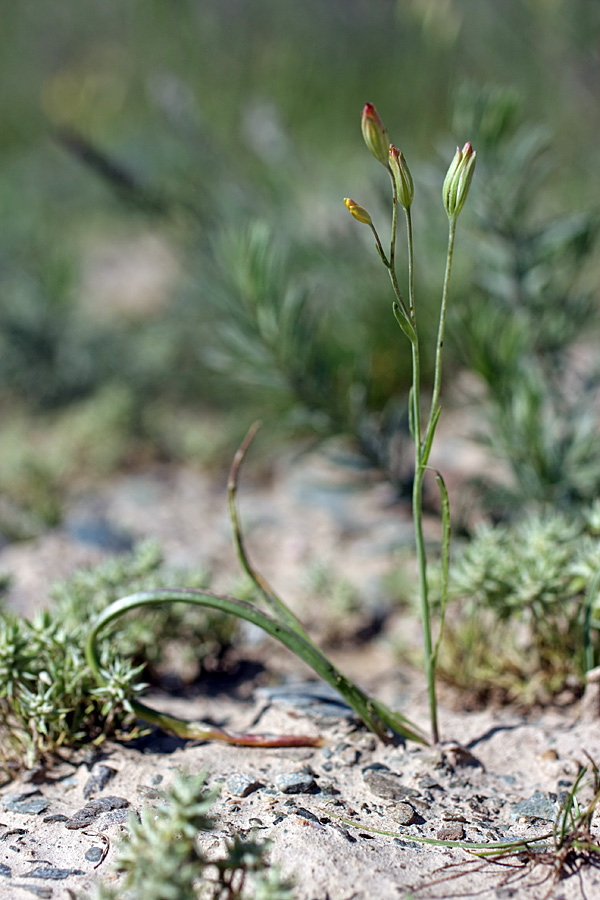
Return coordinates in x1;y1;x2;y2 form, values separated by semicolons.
1;436;600;900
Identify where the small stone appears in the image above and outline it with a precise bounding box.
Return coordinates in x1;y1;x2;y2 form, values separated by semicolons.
363;768;419;802
393;802;417;825
419;776;444;791
339;748;360;767
274;772;317;794
83;764;116;799
64;796;129;829
540;749;559;761
226;773;262;798
85;847;104;863
25;866;85;880
2;793;49;815
0;863;11;877
294;807;320;823
510;790;559;823
437;823;464;841
100;809;131;827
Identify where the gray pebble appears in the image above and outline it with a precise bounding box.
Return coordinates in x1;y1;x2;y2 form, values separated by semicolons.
25;866;85;880
84;847;104;863
274;772;317;794
64;796;129;829
2;793;49;815
83;765;116;799
226;773;262;797
339;748;360;767
510;790;559;823
363;769;419;802
0;863;11;877
393;802;417;825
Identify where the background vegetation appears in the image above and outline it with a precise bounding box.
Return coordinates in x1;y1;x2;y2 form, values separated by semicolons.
1;1;599;521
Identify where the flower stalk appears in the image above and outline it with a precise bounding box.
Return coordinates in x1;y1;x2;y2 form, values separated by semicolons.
346;103;475;743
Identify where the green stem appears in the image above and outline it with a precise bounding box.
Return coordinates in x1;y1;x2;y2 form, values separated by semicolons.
405;207;416;322
85;589;428;746
423;216;457;464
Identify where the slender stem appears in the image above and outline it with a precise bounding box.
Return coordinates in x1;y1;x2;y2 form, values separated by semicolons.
390;194;398;273
405;207;416;322
423;216;457;462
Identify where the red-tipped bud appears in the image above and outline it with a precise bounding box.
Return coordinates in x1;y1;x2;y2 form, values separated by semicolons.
344;197;373;226
361;103;390;167
388;145;414;209
442;142;476;219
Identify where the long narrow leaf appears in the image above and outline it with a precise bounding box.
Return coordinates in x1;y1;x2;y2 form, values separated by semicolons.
85;588;427;746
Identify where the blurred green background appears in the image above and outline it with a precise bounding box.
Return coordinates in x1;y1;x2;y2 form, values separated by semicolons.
1;0;599;528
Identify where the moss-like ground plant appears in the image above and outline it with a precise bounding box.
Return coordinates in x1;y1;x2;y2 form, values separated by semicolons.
0;542;234;769
434;503;600;704
92;772;294;900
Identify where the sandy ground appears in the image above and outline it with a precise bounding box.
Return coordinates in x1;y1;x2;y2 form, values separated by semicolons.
1;437;600;900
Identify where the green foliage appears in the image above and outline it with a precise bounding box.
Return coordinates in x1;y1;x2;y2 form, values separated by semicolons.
436;503;600;703
93;772;294;900
51;540;236;680
0;542;236;767
450;84;600;511
0;605;146;767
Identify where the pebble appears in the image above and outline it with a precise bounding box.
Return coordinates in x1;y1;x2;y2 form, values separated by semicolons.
0;864;11;877
24;866;85;880
437;823;464;841
226;773;262;798
339;748;360;767
510;790;559;823
254;682;356;720
83;764;116;799
84;847;104;863
64;796;129;830
274;772;318;794
362;767;420;802
392;802;417;825
2;793;49;815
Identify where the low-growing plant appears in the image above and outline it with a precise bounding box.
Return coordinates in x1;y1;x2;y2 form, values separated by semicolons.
0;542;235;769
85;104;475;748
431;503;600;704
92;772;294;900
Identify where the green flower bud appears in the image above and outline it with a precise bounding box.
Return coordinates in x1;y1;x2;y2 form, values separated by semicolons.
388;145;414;209
361;103;390;167
344;197;373;226
442;142;476;219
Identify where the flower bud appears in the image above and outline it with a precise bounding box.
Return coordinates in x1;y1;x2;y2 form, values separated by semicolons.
388;145;414;209
442;142;476;218
361;103;390;167
344;197;373;226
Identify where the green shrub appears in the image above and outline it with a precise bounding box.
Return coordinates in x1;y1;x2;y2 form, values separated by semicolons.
435;503;600;704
